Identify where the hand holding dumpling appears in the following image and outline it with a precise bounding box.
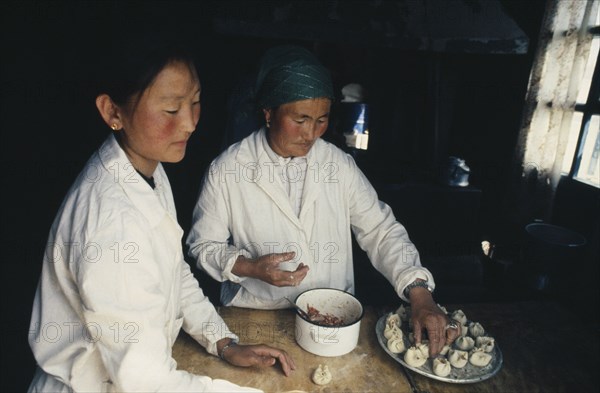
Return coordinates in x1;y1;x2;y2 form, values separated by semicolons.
408;290;460;357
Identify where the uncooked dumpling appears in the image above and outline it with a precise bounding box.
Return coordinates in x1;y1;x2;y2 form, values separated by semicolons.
416;342;429;357
448;349;468;368
396;304;410;322
439;344;450;356
386;312;402;329
468;322;485;337
475;336;495;353
387;337;406;354
455;336;475;351
312;364;332;385
432;357;452;377
460;324;469;337
384;325;403;340
450;310;467;325
404;345;428;368
469;348;493;367
437;304;448;314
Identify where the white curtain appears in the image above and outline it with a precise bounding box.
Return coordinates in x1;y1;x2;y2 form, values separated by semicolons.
514;0;599;221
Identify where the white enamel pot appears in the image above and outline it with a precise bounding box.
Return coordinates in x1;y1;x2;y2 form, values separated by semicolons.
294;288;364;357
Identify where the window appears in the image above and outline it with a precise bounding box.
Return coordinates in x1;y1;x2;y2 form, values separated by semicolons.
561;19;600;188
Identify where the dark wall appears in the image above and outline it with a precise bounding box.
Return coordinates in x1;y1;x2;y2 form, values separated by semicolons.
552;177;600;316
1;1;551;391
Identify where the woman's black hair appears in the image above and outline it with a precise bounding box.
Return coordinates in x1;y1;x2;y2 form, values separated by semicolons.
96;30;197;108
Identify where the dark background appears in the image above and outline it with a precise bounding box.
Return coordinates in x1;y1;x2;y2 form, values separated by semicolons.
3;1;598;391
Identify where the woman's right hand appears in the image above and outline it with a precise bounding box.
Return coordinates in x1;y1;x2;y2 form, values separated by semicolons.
221;341;296;377
232;252;309;287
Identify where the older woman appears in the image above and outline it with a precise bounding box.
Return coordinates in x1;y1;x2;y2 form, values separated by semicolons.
187;45;458;357
27;35;294;393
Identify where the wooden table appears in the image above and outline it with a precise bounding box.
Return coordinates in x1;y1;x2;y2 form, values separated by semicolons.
173;301;599;392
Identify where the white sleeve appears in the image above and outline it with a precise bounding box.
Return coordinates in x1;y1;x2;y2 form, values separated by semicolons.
77;214;259;392
186;165;251;283
179;257;238;355
345;156;435;302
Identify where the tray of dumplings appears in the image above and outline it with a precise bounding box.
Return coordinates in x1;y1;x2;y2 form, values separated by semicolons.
375;304;502;383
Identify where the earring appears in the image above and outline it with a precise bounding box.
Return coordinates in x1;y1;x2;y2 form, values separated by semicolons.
110;123;118;131
266;120;271;128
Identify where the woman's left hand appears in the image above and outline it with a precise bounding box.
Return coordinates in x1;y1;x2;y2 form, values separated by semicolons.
222;342;296;376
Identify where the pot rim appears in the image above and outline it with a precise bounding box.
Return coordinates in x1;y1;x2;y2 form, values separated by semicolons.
293;287;364;328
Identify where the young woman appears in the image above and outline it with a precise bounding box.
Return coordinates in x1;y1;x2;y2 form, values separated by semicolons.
27;35;294;392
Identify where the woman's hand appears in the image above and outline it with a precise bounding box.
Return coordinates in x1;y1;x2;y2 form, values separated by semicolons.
232;253;309;287
408;286;460;357
219;340;296;377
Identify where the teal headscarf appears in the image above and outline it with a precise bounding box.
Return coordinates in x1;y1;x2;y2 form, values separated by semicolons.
255;45;334;109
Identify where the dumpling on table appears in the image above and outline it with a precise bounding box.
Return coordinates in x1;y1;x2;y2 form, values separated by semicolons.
312;364;332;385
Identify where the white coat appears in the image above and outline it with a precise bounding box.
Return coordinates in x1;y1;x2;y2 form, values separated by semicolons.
187;128;434;309
28;134;259;392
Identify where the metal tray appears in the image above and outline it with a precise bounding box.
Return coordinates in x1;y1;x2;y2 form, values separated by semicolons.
375;315;503;383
